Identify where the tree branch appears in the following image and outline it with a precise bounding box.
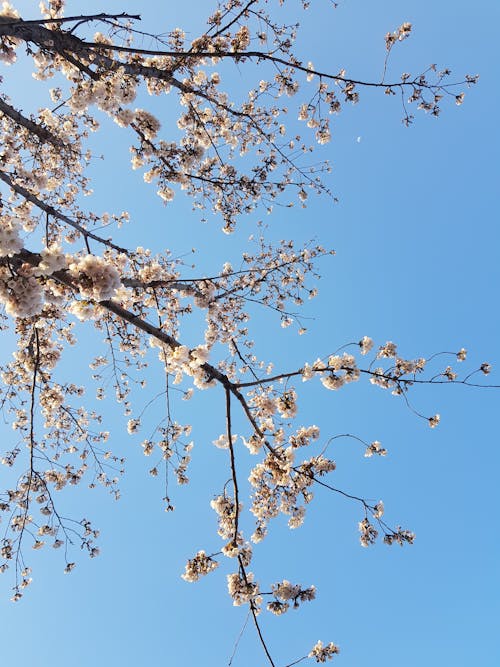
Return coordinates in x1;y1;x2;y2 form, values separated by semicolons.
0;98;67;148
0;171;129;254
225;387;239;544
0;13;141;27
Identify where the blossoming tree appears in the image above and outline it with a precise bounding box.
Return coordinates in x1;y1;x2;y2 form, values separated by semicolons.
0;1;493;664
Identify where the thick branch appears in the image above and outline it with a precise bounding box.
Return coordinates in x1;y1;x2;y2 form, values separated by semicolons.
0;19;459;109
6;248;203;296
49;41;465;92
0;13;140;27
0;170;129;254
99;299;231;387
0;98;67;148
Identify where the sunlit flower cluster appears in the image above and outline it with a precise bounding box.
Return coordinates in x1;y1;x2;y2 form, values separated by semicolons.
309;640;340;662
385;22;412;50
364;440;387;457
181;550;219;582
0;216;23;257
33;245;67;276
69;255;121;301
267;579;316;615
210;494;240;540
227;571;260;607
0;271;43;317
358;517;378;547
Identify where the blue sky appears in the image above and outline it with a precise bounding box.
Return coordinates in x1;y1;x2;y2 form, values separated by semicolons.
1;1;499;666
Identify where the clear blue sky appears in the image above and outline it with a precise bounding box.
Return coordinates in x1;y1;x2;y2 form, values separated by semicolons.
1;1;499;666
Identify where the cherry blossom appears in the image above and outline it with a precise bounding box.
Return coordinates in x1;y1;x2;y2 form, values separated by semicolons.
0;2;493;665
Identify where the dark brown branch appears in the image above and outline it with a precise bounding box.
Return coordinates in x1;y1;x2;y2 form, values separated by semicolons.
296;467;371;509
0;13;140;27
235;368;301;388
225;388;239;544
59;41;467;92
234;364;500;390
0;171;129;254
0;98;67;148
57;46;98;80
0;250;216;382
237;554;276;667
250;601;276;667
14;326;41;591
230;338;260;383
123;277;204;297
99;299;231;388
0;19;461;104
0;20;183;90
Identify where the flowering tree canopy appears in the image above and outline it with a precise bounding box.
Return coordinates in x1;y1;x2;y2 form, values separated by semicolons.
0;1;494;664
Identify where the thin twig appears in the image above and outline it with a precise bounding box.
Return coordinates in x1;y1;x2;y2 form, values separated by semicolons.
228;609;251;666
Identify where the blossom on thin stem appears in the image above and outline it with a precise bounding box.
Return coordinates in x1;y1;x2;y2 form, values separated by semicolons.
309;640;340;662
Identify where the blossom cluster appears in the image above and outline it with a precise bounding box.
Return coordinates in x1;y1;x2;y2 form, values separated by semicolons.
267;579;316;615
210;495;240;540
309;640;340;663
69;254;121;301
149;340;214;390
181;550;219;583
249;444;336;537
385;22;412;50
227;571;260;607
0;271;43;318
0;215;23;257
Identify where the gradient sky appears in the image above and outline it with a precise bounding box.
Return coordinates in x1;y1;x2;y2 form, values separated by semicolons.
1;1;499;666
